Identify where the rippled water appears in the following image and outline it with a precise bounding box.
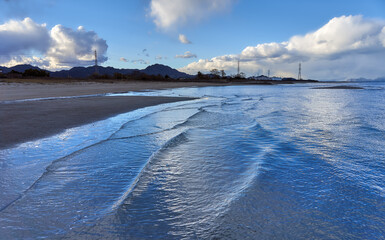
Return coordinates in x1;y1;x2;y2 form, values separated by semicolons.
1;82;384;239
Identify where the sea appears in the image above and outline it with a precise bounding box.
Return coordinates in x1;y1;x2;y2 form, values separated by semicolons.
0;81;384;239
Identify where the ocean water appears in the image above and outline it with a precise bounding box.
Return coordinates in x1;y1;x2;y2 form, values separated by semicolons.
0;82;384;239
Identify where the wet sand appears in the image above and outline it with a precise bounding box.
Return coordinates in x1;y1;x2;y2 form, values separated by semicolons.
0;80;226;101
0;95;195;149
1;80;212;149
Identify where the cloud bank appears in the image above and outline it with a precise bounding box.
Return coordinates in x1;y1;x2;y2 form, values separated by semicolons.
0;18;108;70
149;0;236;30
180;15;385;80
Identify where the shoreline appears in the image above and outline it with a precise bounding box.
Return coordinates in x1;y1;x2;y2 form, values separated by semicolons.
0;78;320;101
0;79;320;149
0;80;229;101
0;95;195;150
1;80;223;149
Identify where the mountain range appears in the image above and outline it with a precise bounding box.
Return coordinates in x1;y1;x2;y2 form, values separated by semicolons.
0;64;193;79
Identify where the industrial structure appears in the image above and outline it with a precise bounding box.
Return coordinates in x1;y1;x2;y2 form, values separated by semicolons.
94;50;98;74
298;63;302;80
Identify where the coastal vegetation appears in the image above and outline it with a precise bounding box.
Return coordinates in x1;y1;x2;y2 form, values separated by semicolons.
0;64;318;84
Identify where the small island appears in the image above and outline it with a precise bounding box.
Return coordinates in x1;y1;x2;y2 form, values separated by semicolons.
312;85;364;89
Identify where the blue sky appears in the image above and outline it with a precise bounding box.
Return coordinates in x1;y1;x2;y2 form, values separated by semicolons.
0;0;384;80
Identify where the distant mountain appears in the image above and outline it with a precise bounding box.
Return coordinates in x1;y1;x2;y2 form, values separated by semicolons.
141;64;192;79
50;66;137;78
0;64;41;73
0;64;193;79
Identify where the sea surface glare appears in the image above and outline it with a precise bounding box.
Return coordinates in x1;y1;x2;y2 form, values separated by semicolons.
0;82;384;239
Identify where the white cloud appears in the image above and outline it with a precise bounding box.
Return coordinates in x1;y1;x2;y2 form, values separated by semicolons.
149;0;236;30
175;51;197;59
287;15;384;57
0;18;50;58
242;43;287;59
0;18;108;70
180;15;385;80
179;34;191;44
46;24;108;69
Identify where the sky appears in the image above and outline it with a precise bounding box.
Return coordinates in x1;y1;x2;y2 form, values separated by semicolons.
0;0;385;80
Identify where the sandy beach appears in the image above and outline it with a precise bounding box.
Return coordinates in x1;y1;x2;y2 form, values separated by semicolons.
0;80;219;149
0;80;226;101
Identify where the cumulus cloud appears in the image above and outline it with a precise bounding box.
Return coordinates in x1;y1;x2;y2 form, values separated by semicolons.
287;15;384;57
46;24;108;68
0;18;108;70
149;0;236;30
180;15;385;80
179;34;191;44
241;43;288;59
0;18;50;58
175;51;197;59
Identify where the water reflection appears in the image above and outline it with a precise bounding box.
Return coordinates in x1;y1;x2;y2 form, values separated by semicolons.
1;83;385;239
0;101;197;211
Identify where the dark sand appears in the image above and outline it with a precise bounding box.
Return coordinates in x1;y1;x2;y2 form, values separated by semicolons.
0;96;195;149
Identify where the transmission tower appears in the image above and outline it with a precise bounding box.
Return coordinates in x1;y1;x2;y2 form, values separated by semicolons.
298;63;302;80
94;50;98;74
268;69;270;78
237;60;240;76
